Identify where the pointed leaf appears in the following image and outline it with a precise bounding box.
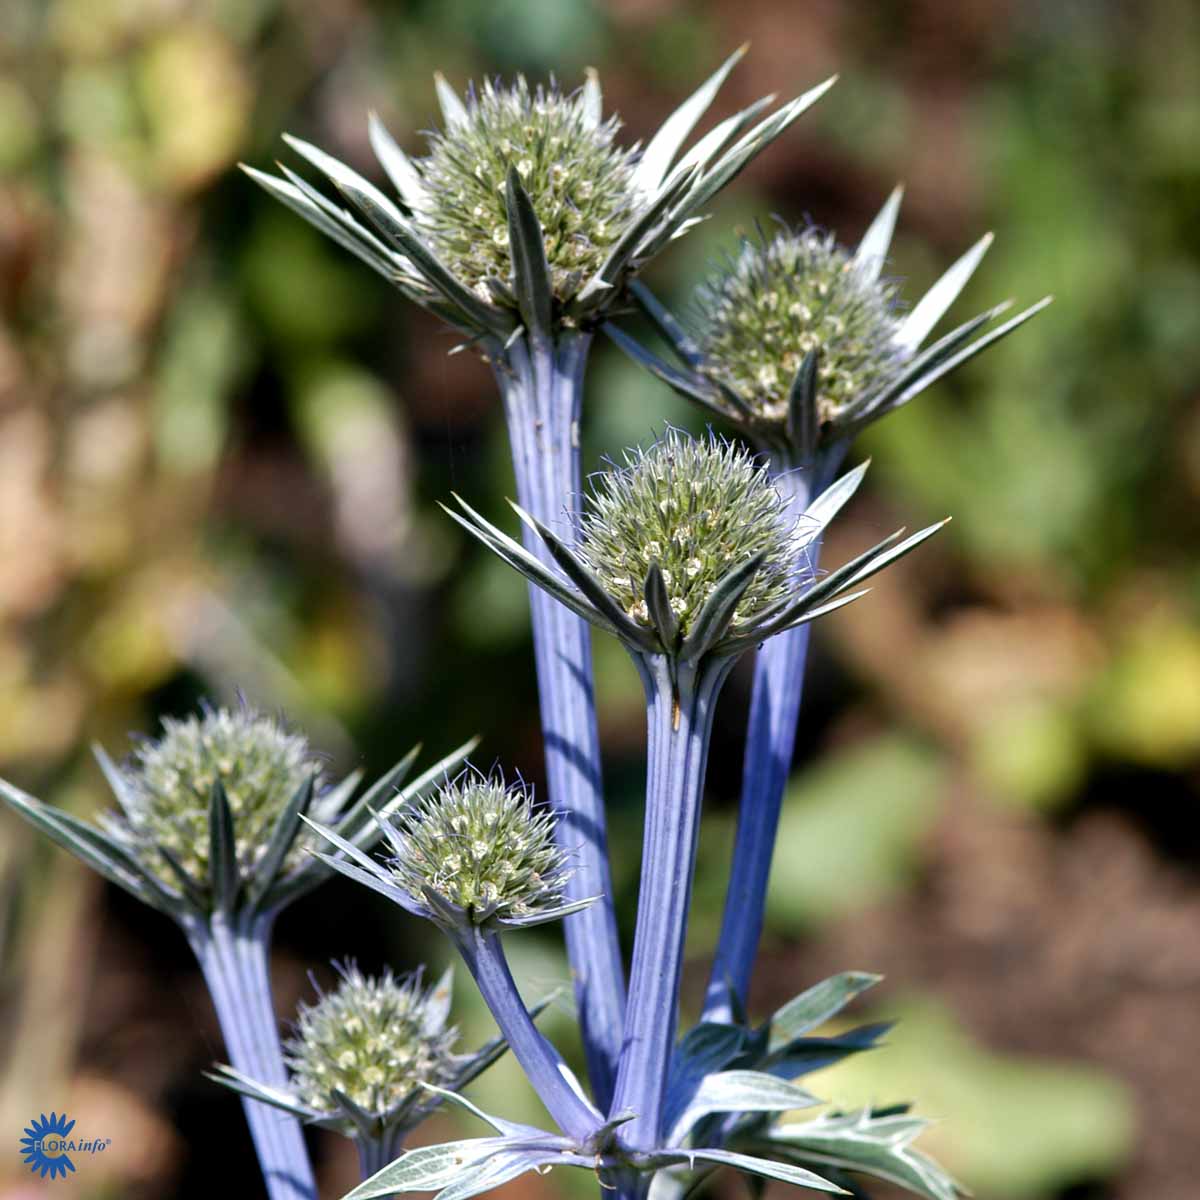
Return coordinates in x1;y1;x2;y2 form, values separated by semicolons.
681;552;766;663
767;1109;961;1200
367;111;426;208
246;775;314;911
767;972;883;1048
581;69;603;126
496;893;601;929
680;1148;846;1194
307;849;429;917
645;563;680;652
505;167;554;335
854;186;904;282
603;324;729;419
434;73;469;128
834;521;948;594
629;282;704;366
208;1065;312;1121
786;350;820;461
896;233;993;352
0;778;178;912
878;296;1053;417
515;505;658;649
669;1071;820;1145
208;781;239;915
346;1137;523;1199
763;1022;893;1080
425;965;455;1034
802;461;869;535
667;95;776;183
634;45;748;195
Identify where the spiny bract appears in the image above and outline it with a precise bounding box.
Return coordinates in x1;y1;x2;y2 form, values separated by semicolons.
416;76;638;306
694;227;907;426
578;430;797;637
103;705;325;889
285;964;457;1119
385;775;570;922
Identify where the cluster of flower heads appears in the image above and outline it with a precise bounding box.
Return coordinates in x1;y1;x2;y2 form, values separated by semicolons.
102;704;326;886
693;226;908;425
285;964;457;1117
577;430;799;636
384;774;571;923
416;77;639;305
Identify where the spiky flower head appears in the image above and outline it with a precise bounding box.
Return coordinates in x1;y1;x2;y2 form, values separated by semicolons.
385;773;570;927
248;54;837;340
418;76;637;308
578;430;796;638
613;192;1049;464
102;703;327;889
285;963;457;1122
694;226;906;428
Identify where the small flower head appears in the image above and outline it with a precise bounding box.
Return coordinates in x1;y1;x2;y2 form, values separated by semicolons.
285;964;458;1122
418;77;638;306
104;703;323;888
694;226;906;427
578;430;797;638
385;773;570;926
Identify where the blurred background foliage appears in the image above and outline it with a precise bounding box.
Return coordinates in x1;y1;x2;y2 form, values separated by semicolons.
0;0;1197;1197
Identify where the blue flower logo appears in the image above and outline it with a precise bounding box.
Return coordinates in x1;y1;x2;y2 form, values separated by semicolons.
20;1112;77;1179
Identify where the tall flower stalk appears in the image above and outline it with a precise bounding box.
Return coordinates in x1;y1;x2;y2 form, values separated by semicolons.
0;704;473;1200
608;201;1049;1020
245;54;835;1105
446;429;945;1191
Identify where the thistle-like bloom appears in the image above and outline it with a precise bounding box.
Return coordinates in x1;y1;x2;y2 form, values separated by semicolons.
307;770;589;934
286;964;458;1118
242;51;835;340
214;962;528;1175
610;196;1050;464
307;771;605;1146
446;429;940;666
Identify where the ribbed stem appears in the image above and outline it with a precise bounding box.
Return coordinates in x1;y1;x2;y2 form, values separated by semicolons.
703;450;842;1022
357;1132;402;1185
453;924;603;1143
611;655;733;1153
493;330;625;1108
187;913;315;1200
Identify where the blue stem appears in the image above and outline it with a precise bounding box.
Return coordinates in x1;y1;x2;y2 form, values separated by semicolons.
187;913;315;1200
611;655;734;1153
357;1132;402;1183
492;331;625;1108
453;924;603;1144
702;450;843;1023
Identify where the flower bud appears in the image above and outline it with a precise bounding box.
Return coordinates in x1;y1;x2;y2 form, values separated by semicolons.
385;774;570;925
285;964;457;1119
694;227;906;427
418;77;637;305
103;703;321;889
578;429;797;637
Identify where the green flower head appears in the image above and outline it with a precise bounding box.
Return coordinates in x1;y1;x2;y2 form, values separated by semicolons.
694;225;906;427
248;53;836;338
384;773;571;926
285;963;458;1121
578;429;798;639
103;703;323;890
418;75;638;307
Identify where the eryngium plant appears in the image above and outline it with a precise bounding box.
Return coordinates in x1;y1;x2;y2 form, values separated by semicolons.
444;430;943;1176
244;52;834;340
245;54;835;1108
0;703;474;1200
308;771;605;1145
611;198;1050;465
214;963;530;1180
608;199;1048;1023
